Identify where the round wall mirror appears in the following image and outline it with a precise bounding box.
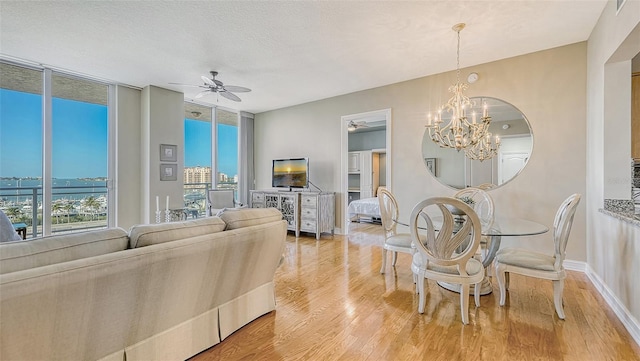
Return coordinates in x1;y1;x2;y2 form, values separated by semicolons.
421;97;533;189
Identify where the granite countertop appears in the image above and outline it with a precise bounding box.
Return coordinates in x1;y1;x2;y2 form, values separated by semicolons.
599;208;640;227
602;198;640;226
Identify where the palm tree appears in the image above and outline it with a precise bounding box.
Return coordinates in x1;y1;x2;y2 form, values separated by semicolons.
5;207;21;221
63;203;74;223
83;196;101;220
52;202;64;224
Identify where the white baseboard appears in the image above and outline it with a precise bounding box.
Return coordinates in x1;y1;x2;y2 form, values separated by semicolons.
563;259;587;272
583;263;640;348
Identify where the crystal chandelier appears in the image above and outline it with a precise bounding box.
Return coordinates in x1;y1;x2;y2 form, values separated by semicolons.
465;131;501;161
426;23;492;151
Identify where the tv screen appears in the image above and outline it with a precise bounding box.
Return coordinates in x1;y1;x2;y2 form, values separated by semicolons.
272;158;309;188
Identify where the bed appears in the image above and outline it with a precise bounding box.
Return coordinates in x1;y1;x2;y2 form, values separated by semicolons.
348;197;382;223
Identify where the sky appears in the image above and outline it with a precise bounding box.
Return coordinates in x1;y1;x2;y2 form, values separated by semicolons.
184;119;238;176
1;88;238;179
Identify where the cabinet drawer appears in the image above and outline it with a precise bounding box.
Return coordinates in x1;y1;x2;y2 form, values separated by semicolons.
300;207;316;219
300;219;317;231
301;195;317;207
252;203;265;208
252;192;265;203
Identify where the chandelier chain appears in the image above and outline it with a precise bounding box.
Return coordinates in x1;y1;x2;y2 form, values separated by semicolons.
456;28;461;85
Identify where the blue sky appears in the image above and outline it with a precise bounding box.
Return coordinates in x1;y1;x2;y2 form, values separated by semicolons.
184;119;238;176
1;89;238;178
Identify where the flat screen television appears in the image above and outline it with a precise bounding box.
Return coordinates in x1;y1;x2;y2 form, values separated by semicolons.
272;158;309;189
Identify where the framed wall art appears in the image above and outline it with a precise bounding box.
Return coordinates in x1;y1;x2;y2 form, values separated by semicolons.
160;163;177;181
160;144;177;162
425;158;437;177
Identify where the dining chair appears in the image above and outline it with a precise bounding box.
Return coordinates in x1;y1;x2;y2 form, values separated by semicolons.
477;183;496;190
409;197;484;324
377;187;414;274
493;193;581;319
453;187;494;233
453;187;495;271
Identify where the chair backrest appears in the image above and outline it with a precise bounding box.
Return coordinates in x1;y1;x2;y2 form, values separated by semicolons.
410;197;482;275
454;187;494;232
476;183;496;190
208;189;236;210
553;193;581;269
377;187;399;239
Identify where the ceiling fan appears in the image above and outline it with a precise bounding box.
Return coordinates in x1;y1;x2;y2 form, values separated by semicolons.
170;71;251;102
347;120;369;132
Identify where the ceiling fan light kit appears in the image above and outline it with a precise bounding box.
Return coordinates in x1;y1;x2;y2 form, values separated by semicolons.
170;70;251;102
347;120;369;132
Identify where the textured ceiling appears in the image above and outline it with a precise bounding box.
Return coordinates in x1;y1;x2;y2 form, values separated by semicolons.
0;1;607;114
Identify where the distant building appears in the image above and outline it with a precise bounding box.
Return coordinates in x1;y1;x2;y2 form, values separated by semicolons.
184;166;212;184
183;167;236;185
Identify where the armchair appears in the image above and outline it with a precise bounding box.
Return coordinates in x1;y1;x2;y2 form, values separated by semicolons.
207;189;244;216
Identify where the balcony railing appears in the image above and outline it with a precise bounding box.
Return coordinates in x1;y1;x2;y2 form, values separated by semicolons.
0;183;108;238
1;181;239;238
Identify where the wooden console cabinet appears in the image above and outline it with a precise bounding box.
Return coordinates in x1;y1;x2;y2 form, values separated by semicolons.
250;190;335;240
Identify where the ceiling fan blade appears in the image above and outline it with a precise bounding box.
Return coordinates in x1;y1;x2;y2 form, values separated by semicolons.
223;85;251;93
201;76;215;86
213;79;223;86
220;91;241;102
194;90;211;99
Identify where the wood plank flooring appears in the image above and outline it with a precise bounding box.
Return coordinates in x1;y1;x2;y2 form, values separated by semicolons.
191;222;640;361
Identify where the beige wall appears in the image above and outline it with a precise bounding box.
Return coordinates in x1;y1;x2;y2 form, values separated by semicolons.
141;86;185;223
115;85;142;230
586;0;640;330
256;42;587;262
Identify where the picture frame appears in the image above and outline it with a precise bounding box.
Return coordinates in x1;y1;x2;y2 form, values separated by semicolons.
160;144;177;162
160;164;177;181
425;158;437;176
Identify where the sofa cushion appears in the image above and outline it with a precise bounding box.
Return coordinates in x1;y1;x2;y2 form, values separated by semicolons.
129;216;226;248
219;208;283;230
0;227;129;275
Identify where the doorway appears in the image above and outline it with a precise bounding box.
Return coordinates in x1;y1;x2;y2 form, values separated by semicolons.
340;109;392;234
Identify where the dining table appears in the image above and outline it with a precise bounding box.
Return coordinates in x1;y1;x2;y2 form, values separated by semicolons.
395;216;549;295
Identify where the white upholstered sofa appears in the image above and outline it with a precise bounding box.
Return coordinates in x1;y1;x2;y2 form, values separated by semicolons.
0;208;286;361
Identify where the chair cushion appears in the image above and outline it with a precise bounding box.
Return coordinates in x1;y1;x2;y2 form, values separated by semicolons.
386;233;413;248
495;248;556;271
0;228;129;274
129;217;226;248
412;253;483;276
219;208;283;230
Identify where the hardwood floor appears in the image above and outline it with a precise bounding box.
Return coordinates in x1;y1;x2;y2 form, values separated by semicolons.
191;222;640;361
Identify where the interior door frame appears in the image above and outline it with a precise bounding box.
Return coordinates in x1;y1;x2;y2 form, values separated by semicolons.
340;108;392;234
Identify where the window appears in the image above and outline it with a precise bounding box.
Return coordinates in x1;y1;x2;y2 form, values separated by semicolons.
52;73;109;230
182;104;240;217
216;108;239;191
0;63;43;235
183;102;212;217
0;61;112;237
